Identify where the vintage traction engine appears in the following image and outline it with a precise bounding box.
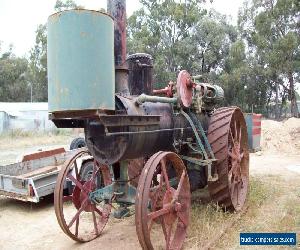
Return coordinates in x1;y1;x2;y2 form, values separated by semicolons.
47;1;249;249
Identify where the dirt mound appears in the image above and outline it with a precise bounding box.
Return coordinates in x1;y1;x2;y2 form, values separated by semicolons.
261;117;300;154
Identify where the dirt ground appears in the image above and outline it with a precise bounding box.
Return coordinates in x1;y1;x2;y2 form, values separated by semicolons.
0;119;299;250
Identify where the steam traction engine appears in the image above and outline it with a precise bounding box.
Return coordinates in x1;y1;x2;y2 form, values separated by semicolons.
48;1;249;249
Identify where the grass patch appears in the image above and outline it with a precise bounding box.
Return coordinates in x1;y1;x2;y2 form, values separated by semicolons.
0;129;76;151
186;176;273;249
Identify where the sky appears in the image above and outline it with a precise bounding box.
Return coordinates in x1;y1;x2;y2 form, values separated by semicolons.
0;0;243;57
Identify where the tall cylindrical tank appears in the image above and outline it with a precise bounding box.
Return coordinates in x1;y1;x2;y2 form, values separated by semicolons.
47;10;115;114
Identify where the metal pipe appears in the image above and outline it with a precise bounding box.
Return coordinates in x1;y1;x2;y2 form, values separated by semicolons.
135;94;177;105
107;0;126;66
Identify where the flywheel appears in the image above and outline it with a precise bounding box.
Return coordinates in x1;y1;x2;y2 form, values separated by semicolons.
207;107;249;211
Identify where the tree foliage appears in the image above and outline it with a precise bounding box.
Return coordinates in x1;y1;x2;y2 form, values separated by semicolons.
27;0;79;102
239;0;300;117
0;45;29;101
127;1;236;89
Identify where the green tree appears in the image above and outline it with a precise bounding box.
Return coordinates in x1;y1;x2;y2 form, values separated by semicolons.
239;0;300;117
0;46;29;101
127;0;207;87
128;0;238;91
28;24;47;101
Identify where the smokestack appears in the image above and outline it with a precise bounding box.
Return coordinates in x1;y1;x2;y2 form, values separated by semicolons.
107;0;127;66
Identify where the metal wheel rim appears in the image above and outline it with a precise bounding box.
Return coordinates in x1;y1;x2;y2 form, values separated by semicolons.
207;107;249;211
54;149;112;242
135;151;191;250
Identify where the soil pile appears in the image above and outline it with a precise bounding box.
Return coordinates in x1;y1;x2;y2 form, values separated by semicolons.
261;118;300;154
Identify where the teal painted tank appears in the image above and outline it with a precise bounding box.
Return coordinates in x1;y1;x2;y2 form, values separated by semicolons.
47;9;115;113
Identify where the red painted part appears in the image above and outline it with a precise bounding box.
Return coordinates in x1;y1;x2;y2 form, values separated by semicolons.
29;184;35;197
253;121;261;127
252;128;261;135
252;114;262;119
22;148;66;162
176;70;193;107
153;82;174;97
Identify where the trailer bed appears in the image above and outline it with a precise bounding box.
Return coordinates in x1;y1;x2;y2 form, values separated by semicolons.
0;148;79;202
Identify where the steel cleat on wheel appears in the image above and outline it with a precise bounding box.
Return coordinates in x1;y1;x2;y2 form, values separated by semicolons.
207;107;250;212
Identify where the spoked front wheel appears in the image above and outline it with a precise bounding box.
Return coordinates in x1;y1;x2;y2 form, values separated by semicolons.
135;151;191;250
54;149;112;242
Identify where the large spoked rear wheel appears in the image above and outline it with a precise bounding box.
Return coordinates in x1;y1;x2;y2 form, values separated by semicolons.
207;107;249;211
54;149;112;242
135;151;191;250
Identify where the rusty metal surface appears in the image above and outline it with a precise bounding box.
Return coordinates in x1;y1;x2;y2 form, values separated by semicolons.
153;81;175;97
176;70;194;108
115;65;130;95
127;158;145;187
135;151;191;250
54;149;112;242
207;107;249;211
0;190;37;202
21;148;66;162
127;53;153;95
98;114;160;127
85;95;176;165
107;0;127;66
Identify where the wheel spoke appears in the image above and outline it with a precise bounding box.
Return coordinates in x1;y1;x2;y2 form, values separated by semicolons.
166;222;172;249
147;203;172;221
67;174;89;194
228;150;238;160
160;158;171;190
92;209;99;235
68;197;89;228
95;207;104;217
75;218;79;237
74;160;79;179
174;171;186;200
238;125;242;145
177;211;188;227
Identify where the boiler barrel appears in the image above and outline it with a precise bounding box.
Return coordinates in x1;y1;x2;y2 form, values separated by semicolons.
47;10;115;114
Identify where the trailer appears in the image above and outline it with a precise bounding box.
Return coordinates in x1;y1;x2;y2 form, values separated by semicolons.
0;143;92;203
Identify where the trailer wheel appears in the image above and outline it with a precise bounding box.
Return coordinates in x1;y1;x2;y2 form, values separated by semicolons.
80;160;103;188
70;137;86;150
